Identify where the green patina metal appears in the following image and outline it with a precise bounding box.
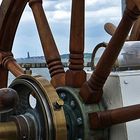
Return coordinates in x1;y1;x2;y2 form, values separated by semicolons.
57;87;109;140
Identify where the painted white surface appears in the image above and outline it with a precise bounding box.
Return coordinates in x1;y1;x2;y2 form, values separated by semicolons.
87;70;140;140
119;72;140;140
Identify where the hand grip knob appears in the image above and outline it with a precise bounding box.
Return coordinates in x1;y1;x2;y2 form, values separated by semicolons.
0;88;19;113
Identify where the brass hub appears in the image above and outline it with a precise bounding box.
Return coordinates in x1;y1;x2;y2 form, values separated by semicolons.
0;75;67;140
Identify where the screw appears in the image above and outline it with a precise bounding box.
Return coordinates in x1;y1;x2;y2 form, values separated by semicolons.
70;100;76;109
77;117;83;126
60;93;66;100
22;135;27;139
124;80;128;84
53;98;64;110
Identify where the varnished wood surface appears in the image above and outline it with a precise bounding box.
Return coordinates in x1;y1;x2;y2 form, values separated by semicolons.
0;0;28;87
89;104;140;129
66;0;86;88
129;18;140;40
80;2;140;104
29;0;65;88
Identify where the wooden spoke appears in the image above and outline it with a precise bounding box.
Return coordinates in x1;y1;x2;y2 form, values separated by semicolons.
0;0;28;51
2;57;24;77
127;0;140;41
104;23;117;36
104;22;130;40
1;1;140;139
0;69;8;88
80;2;140;104
129;0;140;41
131;0;140;10
29;0;65;88
0;0;28;87
66;0;86;88
0;51;24;77
89;104;140;129
0;88;19;113
129;18;140;40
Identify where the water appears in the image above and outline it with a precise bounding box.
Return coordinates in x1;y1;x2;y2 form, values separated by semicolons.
8;68;50;85
8;67;92;85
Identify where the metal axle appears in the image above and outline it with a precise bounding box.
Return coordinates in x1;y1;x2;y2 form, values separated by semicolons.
0;121;18;140
0;115;36;140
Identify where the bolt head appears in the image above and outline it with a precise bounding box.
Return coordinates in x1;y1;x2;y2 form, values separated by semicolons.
60;93;66;100
56;98;64;106
77;117;83;126
70;100;76;109
53;98;64;110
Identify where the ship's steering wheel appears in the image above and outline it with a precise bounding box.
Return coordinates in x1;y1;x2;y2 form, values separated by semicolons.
0;0;140;140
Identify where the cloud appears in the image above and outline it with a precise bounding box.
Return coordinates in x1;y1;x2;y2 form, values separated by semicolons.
0;0;122;58
17;0;122;25
86;6;121;23
47;10;70;22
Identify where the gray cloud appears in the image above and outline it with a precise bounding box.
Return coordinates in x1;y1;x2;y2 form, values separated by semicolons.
3;0;122;58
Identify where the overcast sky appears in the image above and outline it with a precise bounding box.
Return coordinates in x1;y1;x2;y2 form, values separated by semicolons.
1;0;122;58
